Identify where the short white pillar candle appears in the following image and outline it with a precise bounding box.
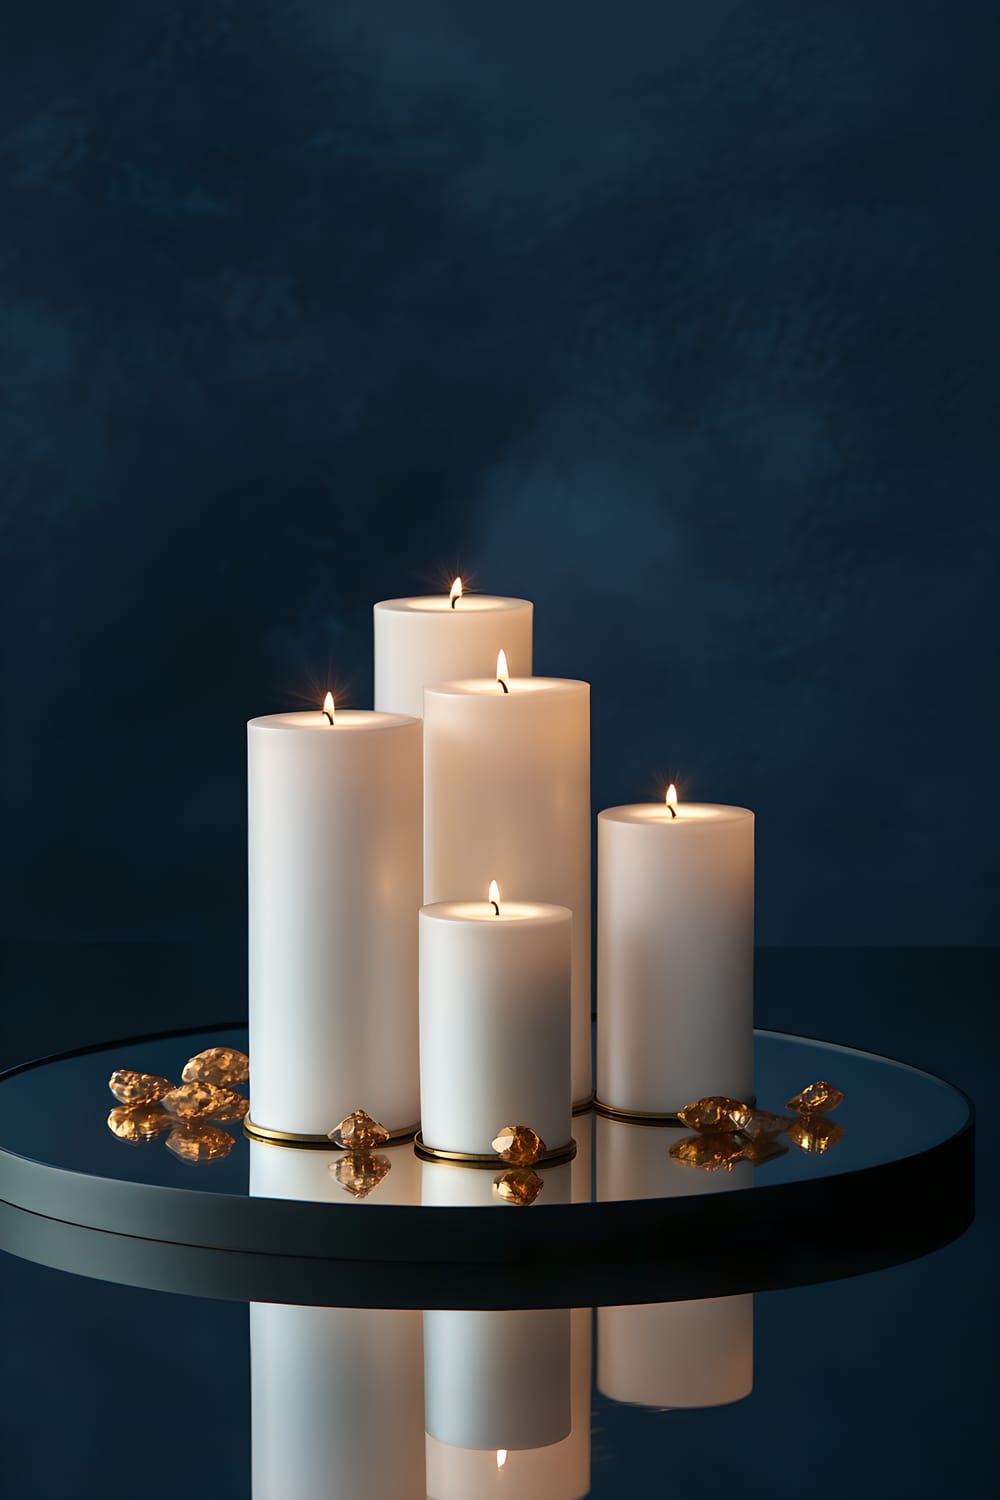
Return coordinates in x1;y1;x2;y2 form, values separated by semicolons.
419;892;572;1158
597;788;754;1117
248;701;422;1139
374;584;533;717
424;670;592;1103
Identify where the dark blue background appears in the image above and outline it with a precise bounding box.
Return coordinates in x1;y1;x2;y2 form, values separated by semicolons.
1;1;996;950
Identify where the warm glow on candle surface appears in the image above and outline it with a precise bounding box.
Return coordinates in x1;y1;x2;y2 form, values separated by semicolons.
449;576;463;608
488;879;501;915
322;692;335;724
496;649;510;693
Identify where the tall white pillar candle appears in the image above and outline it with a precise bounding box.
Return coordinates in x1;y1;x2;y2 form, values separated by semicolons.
425;1308;591;1500
248;706;422;1138
419;897;572;1157
251;1304;425;1500
374;588;533;717
597;793;754;1116
424;1309;571;1451
424;675;592;1103
597;1296;753;1410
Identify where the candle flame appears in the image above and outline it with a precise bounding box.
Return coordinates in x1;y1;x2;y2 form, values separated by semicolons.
449;576;463;608
322;692;335;724
496;649;510;693
489;879;501;916
496;1450;508;1470
666;783;678;816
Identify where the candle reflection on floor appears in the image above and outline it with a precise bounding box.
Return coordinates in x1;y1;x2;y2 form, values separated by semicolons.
425;1307;592;1500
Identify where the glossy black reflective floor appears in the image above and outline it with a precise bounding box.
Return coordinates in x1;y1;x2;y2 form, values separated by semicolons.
0;946;995;1498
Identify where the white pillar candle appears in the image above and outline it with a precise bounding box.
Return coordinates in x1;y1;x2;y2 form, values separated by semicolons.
424;673;592;1103
248;704;422;1139
597;790;754;1116
251;1304;426;1500
419;895;572;1158
425;1308;591;1500
596;1296;753;1410
424;1309;571;1451
374;586;533;717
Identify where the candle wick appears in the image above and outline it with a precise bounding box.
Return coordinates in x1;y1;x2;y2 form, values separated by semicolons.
322;708;335;725
490;900;500;916
451;595;458;610
498;679;509;694
666;803;676;818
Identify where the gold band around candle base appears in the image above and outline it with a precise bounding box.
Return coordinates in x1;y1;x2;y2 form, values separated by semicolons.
572;1091;596;1115
243;1117;420;1149
413;1132;577;1169
593;1097;756;1126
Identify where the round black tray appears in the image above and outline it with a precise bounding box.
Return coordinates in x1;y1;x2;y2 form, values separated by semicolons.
0;1024;973;1308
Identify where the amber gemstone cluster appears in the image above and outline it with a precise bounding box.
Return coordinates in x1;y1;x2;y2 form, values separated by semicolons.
671;1080;846;1172
106;1047;250;1166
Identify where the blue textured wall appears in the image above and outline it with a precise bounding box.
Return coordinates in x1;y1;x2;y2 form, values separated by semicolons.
1;2;996;945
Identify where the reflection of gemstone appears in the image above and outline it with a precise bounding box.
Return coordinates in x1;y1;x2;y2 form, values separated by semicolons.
182;1047;250;1086
670;1134;744;1171
328;1110;391;1150
676;1097;752;1133
165;1124;235;1163
786;1081;844;1115
491;1125;545;1165
162;1082;231;1120
200;1087;249;1122
743;1109;796;1140
107;1103;174;1142
330;1152;391;1198
108;1070;173;1105
786;1117;846;1154
737;1133;789;1166
494;1168;545;1205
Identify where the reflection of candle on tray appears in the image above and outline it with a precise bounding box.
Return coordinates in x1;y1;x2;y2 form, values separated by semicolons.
424;1309;571;1451
424;666;592;1103
249;1138;422;1206
419;886;572;1159
597;787;754;1116
247;700;422;1139
425;1308;591;1500
374;586;533;717
252;1304;425;1500
597;1295;753;1410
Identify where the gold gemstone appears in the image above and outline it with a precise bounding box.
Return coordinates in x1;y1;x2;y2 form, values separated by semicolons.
786;1081;844;1115
200;1087;249;1122
181;1047;250;1087
328;1110;391;1150
491;1125;545;1165
165;1124;235;1163
107;1103;174;1143
676;1096;753;1133
742;1109;796;1140
108;1070;173;1105
162;1081;230;1120
494;1168;545;1205
330;1152;391;1198
786;1117;846;1155
670;1134;744;1172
